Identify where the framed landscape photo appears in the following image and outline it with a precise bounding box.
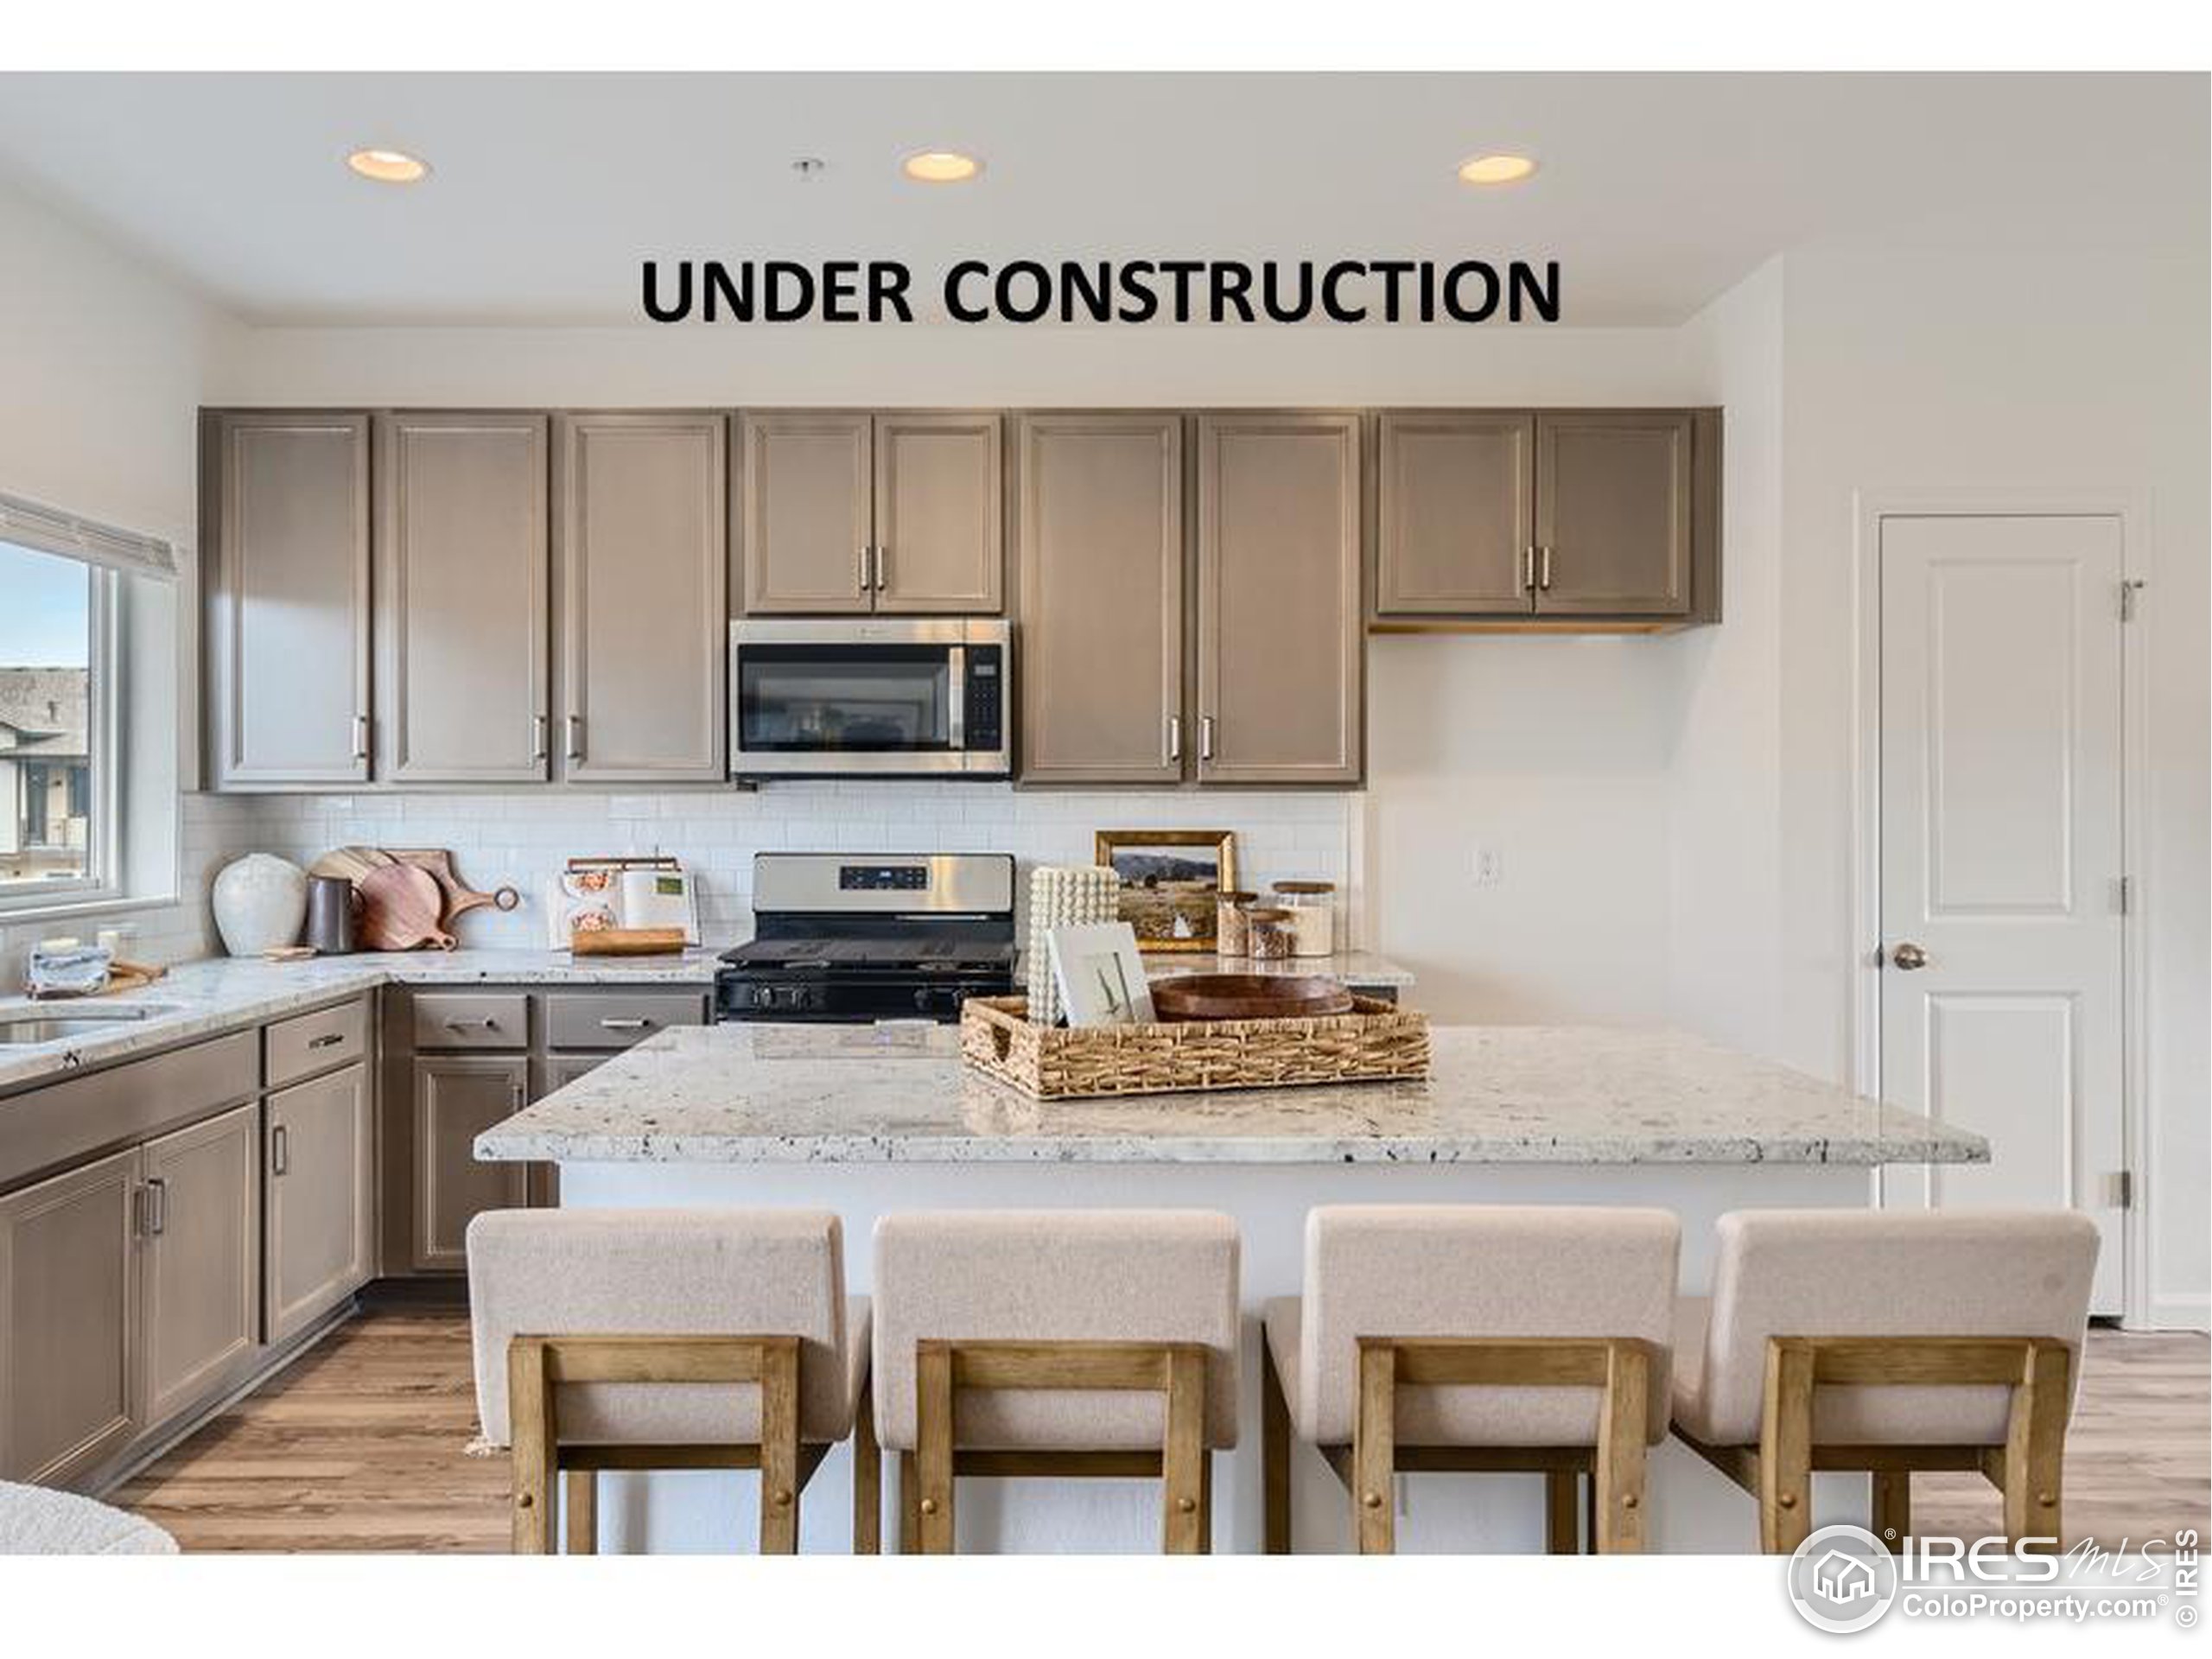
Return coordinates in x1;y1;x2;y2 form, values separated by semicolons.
1093;829;1239;953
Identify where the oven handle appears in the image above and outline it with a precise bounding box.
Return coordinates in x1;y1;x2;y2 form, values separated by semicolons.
946;645;967;751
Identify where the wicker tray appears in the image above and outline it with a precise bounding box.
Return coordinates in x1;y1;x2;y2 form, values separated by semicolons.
959;995;1430;1101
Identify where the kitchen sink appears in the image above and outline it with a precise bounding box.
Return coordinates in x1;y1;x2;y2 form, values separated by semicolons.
0;1003;181;1045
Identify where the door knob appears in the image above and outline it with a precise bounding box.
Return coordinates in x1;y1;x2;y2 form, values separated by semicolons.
1888;942;1929;970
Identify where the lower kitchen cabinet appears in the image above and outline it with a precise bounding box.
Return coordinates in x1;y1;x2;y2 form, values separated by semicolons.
139;1103;262;1426
412;1055;532;1273
0;1147;142;1484
266;1065;373;1344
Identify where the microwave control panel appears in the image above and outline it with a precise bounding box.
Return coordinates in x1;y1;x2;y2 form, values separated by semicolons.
963;648;1003;752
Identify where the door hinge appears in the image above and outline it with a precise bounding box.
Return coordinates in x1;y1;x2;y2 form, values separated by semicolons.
2118;874;2133;915
2109;1170;2134;1210
2120;579;2145;621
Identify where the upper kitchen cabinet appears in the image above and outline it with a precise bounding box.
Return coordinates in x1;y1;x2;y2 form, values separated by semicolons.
1531;410;1697;617
739;412;874;614
374;412;551;783
873;413;1003;613
555;413;728;782
1374;411;1534;615
740;410;1004;615
1014;413;1185;785
202;412;372;786
1370;407;1719;627
1195;413;1364;785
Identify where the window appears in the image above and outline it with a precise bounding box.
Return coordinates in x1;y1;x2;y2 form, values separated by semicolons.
0;537;113;899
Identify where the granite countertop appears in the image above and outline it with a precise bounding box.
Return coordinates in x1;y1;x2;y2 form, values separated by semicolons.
474;1021;1989;1168
0;948;723;1090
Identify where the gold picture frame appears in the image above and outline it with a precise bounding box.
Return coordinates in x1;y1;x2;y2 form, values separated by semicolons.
1093;829;1240;954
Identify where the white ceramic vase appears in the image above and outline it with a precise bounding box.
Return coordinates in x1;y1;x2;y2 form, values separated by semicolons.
212;854;308;957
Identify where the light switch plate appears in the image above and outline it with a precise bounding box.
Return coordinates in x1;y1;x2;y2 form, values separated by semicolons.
1471;847;1503;887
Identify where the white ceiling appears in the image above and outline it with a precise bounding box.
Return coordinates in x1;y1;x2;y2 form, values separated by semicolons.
0;73;2200;327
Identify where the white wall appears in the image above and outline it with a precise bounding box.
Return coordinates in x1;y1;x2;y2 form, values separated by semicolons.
0;179;245;982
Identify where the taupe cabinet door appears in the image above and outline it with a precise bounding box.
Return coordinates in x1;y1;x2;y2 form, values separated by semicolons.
874;413;1004;613
1195;414;1364;784
556;413;728;781
266;1064;374;1344
1532;412;1694;615
412;1056;531;1272
1014;414;1185;784
0;1147;139;1484
375;413;551;781
740;412;875;614
205;412;372;785
140;1103;261;1425
1375;412;1535;615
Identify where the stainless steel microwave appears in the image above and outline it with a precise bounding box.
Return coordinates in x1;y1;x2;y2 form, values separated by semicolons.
728;619;1011;779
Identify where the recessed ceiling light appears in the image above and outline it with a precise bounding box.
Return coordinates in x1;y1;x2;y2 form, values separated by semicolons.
346;147;430;185
1457;153;1537;187
902;149;982;184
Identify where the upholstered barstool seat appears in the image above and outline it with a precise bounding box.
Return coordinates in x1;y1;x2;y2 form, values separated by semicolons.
873;1209;1240;1553
467;1207;879;1554
1262;1205;1681;1554
1669;1210;2100;1553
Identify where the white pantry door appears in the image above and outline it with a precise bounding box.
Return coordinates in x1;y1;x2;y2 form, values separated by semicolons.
1878;514;2126;1312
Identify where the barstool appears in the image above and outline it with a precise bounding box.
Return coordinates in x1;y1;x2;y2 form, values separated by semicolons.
872;1209;1240;1554
1669;1209;2099;1554
467;1207;878;1554
1262;1205;1680;1554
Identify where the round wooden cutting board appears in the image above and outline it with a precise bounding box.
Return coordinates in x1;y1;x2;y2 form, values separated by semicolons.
357;862;457;952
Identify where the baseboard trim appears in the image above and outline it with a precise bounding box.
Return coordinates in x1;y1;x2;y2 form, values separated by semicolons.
2142;1294;2211;1333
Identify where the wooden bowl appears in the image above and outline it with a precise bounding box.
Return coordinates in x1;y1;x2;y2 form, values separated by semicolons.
1148;973;1356;1023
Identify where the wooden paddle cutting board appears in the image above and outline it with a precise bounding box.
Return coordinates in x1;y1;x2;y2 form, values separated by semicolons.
358;862;457;951
386;848;522;923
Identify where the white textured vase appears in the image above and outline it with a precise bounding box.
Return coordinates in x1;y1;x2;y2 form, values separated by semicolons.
212;854;309;957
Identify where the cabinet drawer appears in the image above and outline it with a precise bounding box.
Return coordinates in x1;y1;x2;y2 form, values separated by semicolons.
542;991;707;1052
410;992;529;1051
0;1031;258;1195
264;998;369;1088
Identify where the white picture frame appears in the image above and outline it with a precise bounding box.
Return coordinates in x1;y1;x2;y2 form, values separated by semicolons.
1046;922;1156;1027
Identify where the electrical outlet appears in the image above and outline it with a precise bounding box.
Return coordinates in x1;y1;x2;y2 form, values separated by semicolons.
1471;847;1503;887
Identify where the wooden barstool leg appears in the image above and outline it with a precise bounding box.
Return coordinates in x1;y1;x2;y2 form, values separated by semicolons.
2003;1340;2069;1554
915;1342;957;1554
563;1470;598;1554
1198;1452;1214;1555
1262;1340;1293;1554
1592;1340;1649;1554
1546;1471;1580;1554
898;1452;921;1554
1352;1341;1397;1555
1161;1348;1207;1554
507;1338;558;1554
1872;1471;1910;1553
1758;1338;1816;1555
758;1337;802;1554
851;1378;882;1555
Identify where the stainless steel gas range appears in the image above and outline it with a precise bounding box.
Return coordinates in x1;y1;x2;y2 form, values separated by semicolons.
714;852;1017;1025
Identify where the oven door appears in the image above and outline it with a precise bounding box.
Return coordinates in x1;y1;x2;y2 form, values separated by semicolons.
728;620;1008;777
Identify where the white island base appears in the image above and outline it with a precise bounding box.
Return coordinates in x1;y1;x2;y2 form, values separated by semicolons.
557;1158;1880;1555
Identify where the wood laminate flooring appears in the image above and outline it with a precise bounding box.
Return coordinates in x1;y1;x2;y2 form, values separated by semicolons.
115;1304;2208;1554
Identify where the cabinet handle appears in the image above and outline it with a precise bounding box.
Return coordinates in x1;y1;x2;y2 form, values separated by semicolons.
308;1032;344;1051
270;1124;289;1177
1166;715;1182;764
511;1082;524;1109
874;543;889;592
858;544;873;595
352;713;371;761
531;714;549;760
566;715;585;762
1538;545;1554;591
599;1017;651;1030
445;1017;499;1031
144;1176;168;1237
1522;546;1537;594
1198;715;1216;762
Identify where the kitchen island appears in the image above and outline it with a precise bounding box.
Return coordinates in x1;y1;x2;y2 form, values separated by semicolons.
476;1020;1987;1555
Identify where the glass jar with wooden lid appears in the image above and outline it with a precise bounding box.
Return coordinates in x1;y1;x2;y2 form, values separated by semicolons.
1244;906;1298;961
1270;880;1338;957
1216;890;1258;957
